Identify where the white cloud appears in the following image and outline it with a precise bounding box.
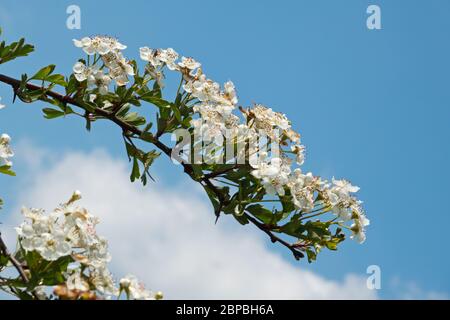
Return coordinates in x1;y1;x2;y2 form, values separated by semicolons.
389;277;449;300
5;148;378;299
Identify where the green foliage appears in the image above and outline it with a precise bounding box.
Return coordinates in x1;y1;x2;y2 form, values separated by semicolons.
0;28;34;65
30;65;67;86
0;165;15;176
246;204;275;224
124;139;160;185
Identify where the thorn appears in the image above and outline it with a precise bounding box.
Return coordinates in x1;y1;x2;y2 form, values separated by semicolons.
12;88;18;103
215;213;220;224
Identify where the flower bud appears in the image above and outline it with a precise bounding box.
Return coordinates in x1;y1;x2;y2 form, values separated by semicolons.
119;278;131;289
67;190;82;204
0;133;11;144
154;291;164;300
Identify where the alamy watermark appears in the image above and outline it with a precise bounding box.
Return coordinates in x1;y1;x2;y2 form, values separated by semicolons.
367;5;382;30
66;5;81;30
366;265;382;290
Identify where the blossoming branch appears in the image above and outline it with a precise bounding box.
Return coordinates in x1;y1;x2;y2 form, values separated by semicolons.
0;29;370;299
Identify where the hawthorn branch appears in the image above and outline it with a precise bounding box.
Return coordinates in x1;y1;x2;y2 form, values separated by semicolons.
0;73;302;260
0;74;190;174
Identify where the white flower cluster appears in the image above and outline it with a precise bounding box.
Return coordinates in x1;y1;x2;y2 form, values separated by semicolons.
136;43;369;243
325;179;370;243
0;97;5;110
137;44;304;163
0;133;13;167
69;37;369;244
139;46;244;142
72;36;135;92
15;191;157;299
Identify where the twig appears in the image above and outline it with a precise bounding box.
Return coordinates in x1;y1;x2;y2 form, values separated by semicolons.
244;214;305;260
0;232;41;299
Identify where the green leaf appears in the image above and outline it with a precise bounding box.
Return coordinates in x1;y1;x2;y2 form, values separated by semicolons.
306;248;317;263
46;74;67;86
225;166;251;182
170;104;182;122
280;219;305;237
280;194;295;213
140;94;171;109
203;185;220;215
130;157;140;182
42;108;65;119
324;240;338;250
139;132;154;144
0;254;9;268
233;214;249;225
0;165;16;176
142;122;153;133
152;81;162;97
30;65;55;81
122;112;146;126
16;290;34;300
246;204;275;224
304;221;331;238
0;37;34;65
65;74;81;95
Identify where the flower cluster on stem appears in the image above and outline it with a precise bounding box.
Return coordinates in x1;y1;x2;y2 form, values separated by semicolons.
10;191;160;300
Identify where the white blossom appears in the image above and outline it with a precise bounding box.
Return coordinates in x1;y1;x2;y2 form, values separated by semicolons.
103;51;134;86
245;104;291;142
90;266;118;296
120;274;155;300
90;69;112;94
332;178;360;195
251;156;282;179
73;62;111;94
16;207;71;261
36;232;72;261
0;133;13;166
73;36;126;56
285;128;301;144
66;270;90;292
178;56;201;72
288;169;321;212
159;48;179;70
224;81;238;106
251;157;291;196
73;36;132;87
0;97;5;110
291;144;305;165
351;213;370;243
140;47;163;68
184;75;236;108
72;61;90;81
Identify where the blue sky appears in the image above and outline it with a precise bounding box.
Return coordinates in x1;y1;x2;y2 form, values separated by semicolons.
0;0;449;299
